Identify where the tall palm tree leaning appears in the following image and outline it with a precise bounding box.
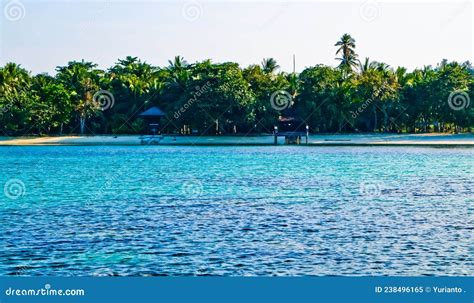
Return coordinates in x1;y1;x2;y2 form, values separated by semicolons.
261;58;280;74
335;34;358;76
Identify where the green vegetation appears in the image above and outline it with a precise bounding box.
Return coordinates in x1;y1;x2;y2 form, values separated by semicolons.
0;34;472;136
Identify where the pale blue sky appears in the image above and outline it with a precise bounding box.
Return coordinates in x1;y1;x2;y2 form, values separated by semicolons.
0;0;472;74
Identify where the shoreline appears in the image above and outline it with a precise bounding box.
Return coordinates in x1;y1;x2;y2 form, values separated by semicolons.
1;133;474;147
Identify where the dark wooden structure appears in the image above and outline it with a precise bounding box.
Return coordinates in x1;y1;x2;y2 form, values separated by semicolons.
138;106;166;135
274;109;309;144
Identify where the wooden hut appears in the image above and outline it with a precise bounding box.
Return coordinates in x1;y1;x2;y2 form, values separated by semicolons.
138;106;166;135
274;108;309;144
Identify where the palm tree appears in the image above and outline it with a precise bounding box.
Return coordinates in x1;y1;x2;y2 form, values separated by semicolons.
0;63;30;97
359;57;371;74
56;60;101;134
0;63;32;134
287;72;298;105
261;58;280;74
168;56;188;71
110;57;155;110
335;34;358;75
359;57;393;75
395;67;414;87
165;56;190;91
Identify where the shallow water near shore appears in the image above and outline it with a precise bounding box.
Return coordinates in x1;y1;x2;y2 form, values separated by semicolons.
1;133;473;146
0;146;473;276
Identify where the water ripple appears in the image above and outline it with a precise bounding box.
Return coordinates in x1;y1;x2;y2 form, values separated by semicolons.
0;146;473;276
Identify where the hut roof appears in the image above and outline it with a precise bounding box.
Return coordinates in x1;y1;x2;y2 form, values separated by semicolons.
279;107;303;122
139;106;166;117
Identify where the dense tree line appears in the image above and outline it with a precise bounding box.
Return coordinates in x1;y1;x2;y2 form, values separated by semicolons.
0;34;472;136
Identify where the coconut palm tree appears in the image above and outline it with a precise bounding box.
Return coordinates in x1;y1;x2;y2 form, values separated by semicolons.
335;34;358;75
165;56;190;90
359;57;371;74
261;58;280;74
0;63;33;134
0;63;30;97
168;56;188;71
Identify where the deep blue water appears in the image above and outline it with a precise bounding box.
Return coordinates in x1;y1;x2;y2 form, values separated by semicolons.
0;146;473;276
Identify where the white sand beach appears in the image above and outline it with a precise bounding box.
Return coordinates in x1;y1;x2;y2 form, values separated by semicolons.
0;133;473;146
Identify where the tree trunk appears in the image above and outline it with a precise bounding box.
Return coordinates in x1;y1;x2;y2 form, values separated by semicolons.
365;120;371;132
434;121;439;133
373;106;378;132
381;104;388;132
80;116;86;135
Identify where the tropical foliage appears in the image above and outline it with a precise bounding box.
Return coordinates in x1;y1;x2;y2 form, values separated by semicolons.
0;34;472;135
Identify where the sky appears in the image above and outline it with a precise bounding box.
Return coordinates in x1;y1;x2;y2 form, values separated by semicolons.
0;0;472;74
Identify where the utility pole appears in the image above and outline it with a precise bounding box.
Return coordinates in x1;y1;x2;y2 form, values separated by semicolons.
293;54;296;74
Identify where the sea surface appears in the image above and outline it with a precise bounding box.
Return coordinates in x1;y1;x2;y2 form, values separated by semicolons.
0;146;473;276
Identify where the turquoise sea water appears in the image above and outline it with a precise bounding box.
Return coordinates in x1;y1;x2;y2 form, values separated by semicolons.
0;146;473;276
